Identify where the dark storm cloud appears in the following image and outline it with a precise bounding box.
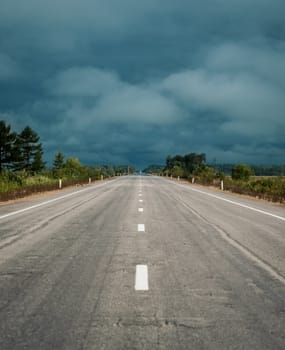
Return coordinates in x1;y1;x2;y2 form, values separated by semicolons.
0;0;285;167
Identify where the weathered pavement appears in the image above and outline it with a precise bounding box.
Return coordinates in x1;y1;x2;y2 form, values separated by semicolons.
0;176;284;349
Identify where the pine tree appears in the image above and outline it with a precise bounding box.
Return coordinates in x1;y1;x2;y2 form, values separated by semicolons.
53;151;65;178
31;144;45;172
53;151;65;170
0;120;17;171
14;126;42;172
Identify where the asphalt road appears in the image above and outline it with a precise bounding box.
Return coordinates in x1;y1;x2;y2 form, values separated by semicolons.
0;176;284;349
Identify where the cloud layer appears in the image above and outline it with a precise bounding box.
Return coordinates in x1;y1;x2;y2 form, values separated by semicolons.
1;0;284;167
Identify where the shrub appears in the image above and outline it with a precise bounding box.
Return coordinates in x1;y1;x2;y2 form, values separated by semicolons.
232;164;254;181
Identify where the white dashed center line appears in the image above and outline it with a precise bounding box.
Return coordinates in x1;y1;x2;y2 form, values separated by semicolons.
137;224;145;232
138;208;144;212
135;265;149;291
139;199;143;202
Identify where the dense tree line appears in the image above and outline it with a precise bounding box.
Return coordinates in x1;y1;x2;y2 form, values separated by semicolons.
0;120;44;173
52;151;135;179
164;153;207;178
1;119;137;200
161;153;284;202
1;120;136;179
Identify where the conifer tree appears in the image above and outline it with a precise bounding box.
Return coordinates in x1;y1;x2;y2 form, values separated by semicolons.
31;144;45;172
53;151;65;170
14;126;43;172
53;151;65;178
0;120;17;171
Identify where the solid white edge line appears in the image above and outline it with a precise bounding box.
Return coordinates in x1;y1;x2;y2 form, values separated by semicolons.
174;182;285;221
0;178;118;221
179;198;285;286
135;265;149;291
216;225;285;286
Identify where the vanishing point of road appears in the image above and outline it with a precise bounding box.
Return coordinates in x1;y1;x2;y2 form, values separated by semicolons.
0;176;284;349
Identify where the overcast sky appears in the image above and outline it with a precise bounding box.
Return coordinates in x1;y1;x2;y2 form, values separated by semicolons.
1;0;284;168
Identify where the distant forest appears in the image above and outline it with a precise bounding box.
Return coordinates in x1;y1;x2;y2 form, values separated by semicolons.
1;119;136;200
0;119;135;176
1;119;284;203
212;164;284;176
144;160;285;177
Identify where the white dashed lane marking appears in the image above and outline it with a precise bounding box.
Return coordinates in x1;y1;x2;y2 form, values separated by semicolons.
137;224;145;232
138;208;144;212
135;265;149;291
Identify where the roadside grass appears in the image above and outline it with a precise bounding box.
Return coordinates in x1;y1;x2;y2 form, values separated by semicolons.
223;176;285;203
188;175;285;203
0;172;92;201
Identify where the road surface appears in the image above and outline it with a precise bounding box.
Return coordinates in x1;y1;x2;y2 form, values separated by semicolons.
0;176;284;349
